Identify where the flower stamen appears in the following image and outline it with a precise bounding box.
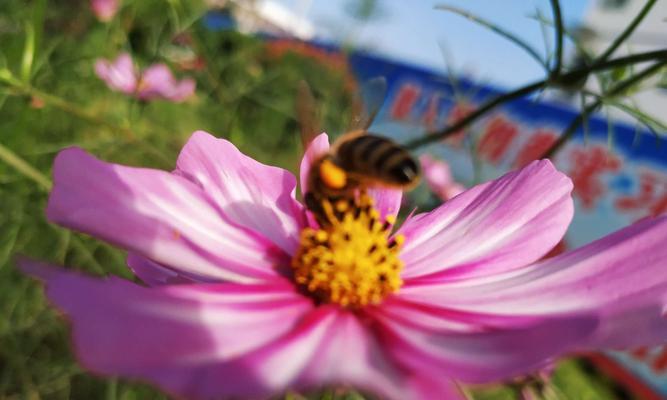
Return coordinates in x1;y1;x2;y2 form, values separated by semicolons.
292;192;404;308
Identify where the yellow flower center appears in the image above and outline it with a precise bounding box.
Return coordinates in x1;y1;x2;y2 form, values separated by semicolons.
292;193;404;308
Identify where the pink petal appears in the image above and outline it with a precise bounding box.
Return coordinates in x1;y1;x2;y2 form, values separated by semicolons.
127;253;204;286
91;0;119;22
409;215;667;349
21;260;313;400
137;64;195;102
398;160;573;281
368;186;403;222
176;131;305;255
166;78;196;102
368;298;596;383
47;147;286;284
94;53;137;94
299;132;330;196
235;305;461;400
420;154;465;201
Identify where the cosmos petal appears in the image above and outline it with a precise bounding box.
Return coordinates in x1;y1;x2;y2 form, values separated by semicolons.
299;132;330;197
398;160;573;280
20;260;313;400
234;305;461;400
176;131;305;255
139;64;195;102
47;147;285;284
423;215;667;349
398;216;667;361
368;186;403;222
94;53;137;94
368;298;596;383
126;253;205;286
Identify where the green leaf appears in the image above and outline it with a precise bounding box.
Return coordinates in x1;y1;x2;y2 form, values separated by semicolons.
20;0;46;83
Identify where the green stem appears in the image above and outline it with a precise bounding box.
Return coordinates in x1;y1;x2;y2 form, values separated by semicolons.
436;5;547;71
596;0;657;62
549;0;563;76
542;60;667;159
0;143;51;191
404;49;667;150
405;80;545;150
105;378;118;400
15;85;136;140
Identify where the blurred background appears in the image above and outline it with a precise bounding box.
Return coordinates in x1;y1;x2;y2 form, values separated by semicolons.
1;0;667;398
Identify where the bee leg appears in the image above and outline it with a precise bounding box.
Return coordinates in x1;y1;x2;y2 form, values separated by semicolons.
304;192;320;213
304;192;328;227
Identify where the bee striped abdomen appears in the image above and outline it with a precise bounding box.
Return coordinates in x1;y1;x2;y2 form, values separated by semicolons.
336;133;419;186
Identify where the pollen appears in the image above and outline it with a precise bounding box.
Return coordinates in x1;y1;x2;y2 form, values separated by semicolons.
319;159;347;189
291;193;404;308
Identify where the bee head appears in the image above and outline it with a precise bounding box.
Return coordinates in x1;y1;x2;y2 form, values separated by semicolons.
319;158;348;190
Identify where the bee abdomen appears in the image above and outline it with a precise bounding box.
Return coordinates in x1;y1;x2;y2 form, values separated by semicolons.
338;135;385;170
337;134;419;185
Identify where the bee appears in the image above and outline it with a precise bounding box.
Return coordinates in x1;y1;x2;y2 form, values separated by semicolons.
297;78;421;224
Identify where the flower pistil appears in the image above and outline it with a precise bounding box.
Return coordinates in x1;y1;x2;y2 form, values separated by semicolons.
292;193;404;307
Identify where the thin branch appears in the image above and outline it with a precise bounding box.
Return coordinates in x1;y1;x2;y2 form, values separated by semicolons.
534;7;553;66
404;49;667;150
542;61;667;158
436;5;548;71
548;0;564;76
404;79;546;150
0;143;52;191
596;0;657;62
562;49;667;84
599;97;667;134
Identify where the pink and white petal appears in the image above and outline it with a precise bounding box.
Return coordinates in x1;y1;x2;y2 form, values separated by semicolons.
140;64;174;87
398;160;573;281
466;216;667;348
368;300;596;384
21;260;313;400
127;253;208;286
368;187;402;222
238;306;462;400
401;216;667;350
175;131;305;254
137;64;194;101
164;78;196;102
94;54;137;94
420;154;464;201
91;0;119;21
47;147;285;284
299;132;330;196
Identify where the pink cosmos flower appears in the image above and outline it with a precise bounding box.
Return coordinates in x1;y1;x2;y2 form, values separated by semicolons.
420;154;465;201
94;53;195;102
91;0;120;22
22;131;667;400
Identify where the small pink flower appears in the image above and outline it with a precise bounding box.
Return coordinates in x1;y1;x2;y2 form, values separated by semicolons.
420;154;465;201
91;0;120;22
94;53;195;102
22;131;667;399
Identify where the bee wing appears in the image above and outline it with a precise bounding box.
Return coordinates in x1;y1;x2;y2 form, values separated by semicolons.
348;76;388;131
296;80;321;151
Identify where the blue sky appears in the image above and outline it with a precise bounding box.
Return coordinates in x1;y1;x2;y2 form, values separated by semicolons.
274;0;591;89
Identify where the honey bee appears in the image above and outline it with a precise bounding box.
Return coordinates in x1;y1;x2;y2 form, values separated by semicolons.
297;78;420;224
